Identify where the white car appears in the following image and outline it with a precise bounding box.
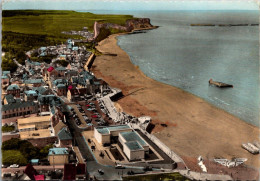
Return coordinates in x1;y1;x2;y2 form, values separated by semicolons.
9;164;19;168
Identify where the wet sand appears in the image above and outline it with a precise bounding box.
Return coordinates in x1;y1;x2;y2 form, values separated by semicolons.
92;33;260;168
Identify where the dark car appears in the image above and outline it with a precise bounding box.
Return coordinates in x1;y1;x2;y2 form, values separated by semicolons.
98;169;104;175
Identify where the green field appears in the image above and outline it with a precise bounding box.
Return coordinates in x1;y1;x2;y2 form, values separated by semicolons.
2;10;135;71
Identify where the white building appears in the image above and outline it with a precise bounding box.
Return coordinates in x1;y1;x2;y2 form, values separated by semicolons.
94;125;132;145
118;131;149;161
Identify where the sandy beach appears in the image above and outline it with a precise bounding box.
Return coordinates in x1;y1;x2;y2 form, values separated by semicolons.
92;33;260;168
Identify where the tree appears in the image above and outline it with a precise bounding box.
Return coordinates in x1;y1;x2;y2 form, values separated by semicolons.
2;138;21;150
40;144;53;158
2;150;27;166
15;50;27;65
19;141;40;160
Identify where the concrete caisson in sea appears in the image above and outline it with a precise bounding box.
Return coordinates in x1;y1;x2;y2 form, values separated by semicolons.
209;79;233;88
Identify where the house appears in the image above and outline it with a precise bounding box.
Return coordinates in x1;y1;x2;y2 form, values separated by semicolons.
57;84;67;96
38;94;61;113
55;66;67;77
3;94;16;105
24;79;44;87
2;75;10;87
32;86;48;95
43;66;58;81
2;101;38;119
24;90;38;101
57;127;72;148
54;121;66;135
6;84;20;97
58;55;66;60
17;115;51;132
48;148;69;165
51;107;65;127
63;163;86;180
67;86;80;102
20;129;57;147
52;79;68;96
2;71;11;77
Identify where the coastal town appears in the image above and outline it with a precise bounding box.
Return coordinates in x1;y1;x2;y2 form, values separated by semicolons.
1;9;260;181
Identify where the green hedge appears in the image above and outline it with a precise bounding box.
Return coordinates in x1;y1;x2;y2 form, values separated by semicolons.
2;125;15;133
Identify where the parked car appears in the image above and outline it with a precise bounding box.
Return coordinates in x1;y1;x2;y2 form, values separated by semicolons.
98;169;104;175
115;164;125;169
9;164;19;168
2;164;8;168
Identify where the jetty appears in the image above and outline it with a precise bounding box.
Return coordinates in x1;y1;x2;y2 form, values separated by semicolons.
209;79;233;88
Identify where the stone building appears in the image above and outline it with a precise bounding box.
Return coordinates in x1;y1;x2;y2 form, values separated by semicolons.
6;84;20;97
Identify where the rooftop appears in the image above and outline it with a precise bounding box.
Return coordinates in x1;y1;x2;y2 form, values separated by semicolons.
30;159;39;163
20;129;51;139
24;90;38;96
7;84;20;90
18;124;36;130
24;79;44;84
58;127;72;140
3;71;10;75
54;121;66;136
32;86;47;95
2;101;36;111
18;115;51;125
48;148;69;155
57;84;66;88
2;75;9;79
96;125;131;135
4;94;15;104
120;131;147;147
125;141;144;151
56;66;67;71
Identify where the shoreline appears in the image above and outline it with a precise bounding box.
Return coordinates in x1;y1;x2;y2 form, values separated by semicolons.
92;30;260;168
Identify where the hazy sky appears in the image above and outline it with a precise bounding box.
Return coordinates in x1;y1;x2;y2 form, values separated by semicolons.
2;0;259;11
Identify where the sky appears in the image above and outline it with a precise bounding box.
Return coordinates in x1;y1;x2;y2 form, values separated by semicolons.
2;0;259;11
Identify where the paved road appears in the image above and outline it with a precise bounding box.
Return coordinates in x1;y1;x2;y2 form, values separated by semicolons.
2;165;64;173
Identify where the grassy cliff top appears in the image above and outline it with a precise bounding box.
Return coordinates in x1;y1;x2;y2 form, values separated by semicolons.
2;10;136;72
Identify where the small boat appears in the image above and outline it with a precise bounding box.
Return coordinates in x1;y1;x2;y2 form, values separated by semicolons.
209;79;233;88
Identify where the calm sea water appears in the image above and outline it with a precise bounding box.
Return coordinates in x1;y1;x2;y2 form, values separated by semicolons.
88;10;259;127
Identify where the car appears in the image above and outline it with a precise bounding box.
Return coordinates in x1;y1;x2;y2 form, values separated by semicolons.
91;115;98;118
2;164;8;168
115;164;125;169
9;164;19;168
98;169;104;175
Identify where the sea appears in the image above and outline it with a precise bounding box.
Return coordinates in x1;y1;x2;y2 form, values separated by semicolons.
86;10;259;127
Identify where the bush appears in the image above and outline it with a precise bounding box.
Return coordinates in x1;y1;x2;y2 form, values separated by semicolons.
2;138;52;161
2;150;27;166
2;125;15;132
40;144;53;158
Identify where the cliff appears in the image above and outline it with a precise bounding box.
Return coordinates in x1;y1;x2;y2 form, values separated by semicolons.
93;18;154;41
